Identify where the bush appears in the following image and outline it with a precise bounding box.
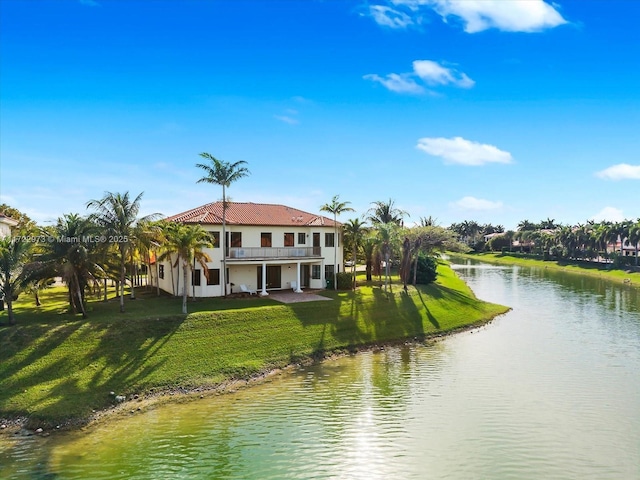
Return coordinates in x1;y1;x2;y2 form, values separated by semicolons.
336;272;353;290
487;235;510;252
410;254;438;285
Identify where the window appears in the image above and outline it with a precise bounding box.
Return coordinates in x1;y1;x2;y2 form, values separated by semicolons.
325;233;335;247
159;264;164;279
192;269;201;286
207;269;220;286
324;265;334;280
312;265;321;279
298;233;306;245
231;232;242;248
261;233;272;247
210;232;220;248
284;233;294;247
313;232;320;247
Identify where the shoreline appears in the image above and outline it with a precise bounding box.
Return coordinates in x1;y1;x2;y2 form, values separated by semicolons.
0;311;508;438
453;252;640;288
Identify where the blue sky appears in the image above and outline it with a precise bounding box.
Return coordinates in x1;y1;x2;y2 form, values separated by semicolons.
1;0;639;230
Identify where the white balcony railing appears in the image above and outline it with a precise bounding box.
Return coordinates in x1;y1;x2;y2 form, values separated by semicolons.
228;246;321;259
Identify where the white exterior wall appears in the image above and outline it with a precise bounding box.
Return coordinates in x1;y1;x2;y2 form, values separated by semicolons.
0;223;12;238
154;223;343;297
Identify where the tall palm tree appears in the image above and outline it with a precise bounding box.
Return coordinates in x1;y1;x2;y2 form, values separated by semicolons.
320;195;354;290
162;224;212;314
87;191;159;313
0;236;34;325
343;218;367;290
367;198;408;226
196;153;250;297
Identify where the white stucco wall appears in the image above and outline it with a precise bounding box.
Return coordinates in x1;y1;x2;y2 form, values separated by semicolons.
154;223;344;297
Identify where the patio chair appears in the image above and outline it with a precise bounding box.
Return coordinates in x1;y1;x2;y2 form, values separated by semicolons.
240;284;256;295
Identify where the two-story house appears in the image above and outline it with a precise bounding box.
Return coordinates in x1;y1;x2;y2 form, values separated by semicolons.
0;214;19;238
154;202;344;297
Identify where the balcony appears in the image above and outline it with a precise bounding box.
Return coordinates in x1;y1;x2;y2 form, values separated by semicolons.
227;246;321;260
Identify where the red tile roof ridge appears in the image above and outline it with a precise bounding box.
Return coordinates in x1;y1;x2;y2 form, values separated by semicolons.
165;201;341;227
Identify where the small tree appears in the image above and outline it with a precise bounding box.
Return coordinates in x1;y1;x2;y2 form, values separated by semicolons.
0;237;34;325
320;195;354;290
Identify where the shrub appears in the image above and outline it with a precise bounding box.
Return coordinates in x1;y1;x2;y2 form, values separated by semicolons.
410;254;438;285
487;235;510;252
336;272;353;290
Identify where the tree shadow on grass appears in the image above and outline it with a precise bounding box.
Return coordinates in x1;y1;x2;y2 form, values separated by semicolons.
413;289;440;329
0;315;186;426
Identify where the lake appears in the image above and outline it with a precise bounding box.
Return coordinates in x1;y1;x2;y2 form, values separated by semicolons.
2;258;639;479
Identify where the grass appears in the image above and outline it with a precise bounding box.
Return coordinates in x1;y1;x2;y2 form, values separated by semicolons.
454;252;640;287
0;263;508;428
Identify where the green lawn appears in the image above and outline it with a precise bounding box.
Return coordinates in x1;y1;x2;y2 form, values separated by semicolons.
455;252;640;287
0;263;508;428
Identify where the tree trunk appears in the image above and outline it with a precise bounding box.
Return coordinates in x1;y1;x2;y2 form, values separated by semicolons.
74;272;87;319
7;297;15;325
119;254;126;313
182;260;188;314
384;250;390;292
352;245;357;290
155;251;160;296
130;261;136;300
170;254;176;296
333;219;338;291
222;185;227;297
34;289;41;307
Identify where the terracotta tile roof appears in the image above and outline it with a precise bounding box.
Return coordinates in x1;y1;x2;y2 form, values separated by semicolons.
166;202;341;227
0;214;19;226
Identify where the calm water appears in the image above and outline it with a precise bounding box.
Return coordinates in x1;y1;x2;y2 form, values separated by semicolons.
2;259;639;479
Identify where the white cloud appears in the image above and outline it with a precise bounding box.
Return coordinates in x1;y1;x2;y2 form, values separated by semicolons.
274;115;299;125
451;196;503;211
365;59;473;94
363;73;425;94
368;5;416;28
595;163;640;180
382;0;566;33
591;207;625;223
416;136;513;166
429;0;566;33
412;60;475;88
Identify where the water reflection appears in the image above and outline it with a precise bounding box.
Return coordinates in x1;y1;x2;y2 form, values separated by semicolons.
2;259;640;479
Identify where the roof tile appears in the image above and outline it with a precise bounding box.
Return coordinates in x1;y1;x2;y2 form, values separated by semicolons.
166;202;341;227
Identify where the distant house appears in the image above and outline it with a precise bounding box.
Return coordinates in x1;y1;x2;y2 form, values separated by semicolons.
0;214;19;238
153;202;344;297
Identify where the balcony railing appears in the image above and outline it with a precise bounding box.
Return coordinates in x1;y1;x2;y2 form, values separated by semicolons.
227;247;321;259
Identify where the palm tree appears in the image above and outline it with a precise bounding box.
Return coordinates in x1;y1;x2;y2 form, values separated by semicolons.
163;224;212;314
0;237;34;325
44;213;105;318
343;218;366;290
419;216;438;227
376;222;399;292
196;153;250;297
361;233;377;282
517;219;537;231
87;191;159;313
629;220;640;266
320;195;354;290
367;199;408;226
